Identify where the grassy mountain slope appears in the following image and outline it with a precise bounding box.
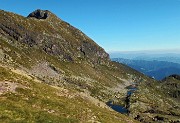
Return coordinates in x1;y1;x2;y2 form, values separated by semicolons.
1;9;180;123
0;9;143;122
0;9;148;102
0;65;139;123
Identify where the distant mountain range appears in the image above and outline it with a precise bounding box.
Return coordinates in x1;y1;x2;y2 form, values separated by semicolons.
110;52;180;64
112;58;180;80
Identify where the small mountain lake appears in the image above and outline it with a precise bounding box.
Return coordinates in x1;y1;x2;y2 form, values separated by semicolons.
106;101;128;114
107;83;137;114
126;85;137;96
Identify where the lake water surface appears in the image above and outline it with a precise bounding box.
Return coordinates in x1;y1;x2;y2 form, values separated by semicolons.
107;83;137;114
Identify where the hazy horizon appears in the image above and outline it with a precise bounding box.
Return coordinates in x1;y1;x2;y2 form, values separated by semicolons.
108;49;180;54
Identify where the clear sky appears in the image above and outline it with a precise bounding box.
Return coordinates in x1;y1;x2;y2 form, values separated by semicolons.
1;0;180;52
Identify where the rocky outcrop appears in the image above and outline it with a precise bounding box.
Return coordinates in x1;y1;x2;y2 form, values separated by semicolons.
27;9;49;19
168;74;180;80
161;75;180;99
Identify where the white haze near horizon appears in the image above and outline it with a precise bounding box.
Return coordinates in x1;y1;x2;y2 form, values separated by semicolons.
109;49;180;61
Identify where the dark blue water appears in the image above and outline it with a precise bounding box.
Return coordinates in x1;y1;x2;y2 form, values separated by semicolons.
126;84;137;96
127;88;137;96
107;84;138;114
106;101;128;114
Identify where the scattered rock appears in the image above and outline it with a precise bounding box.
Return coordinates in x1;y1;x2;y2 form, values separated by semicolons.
153;116;165;121
0;81;26;95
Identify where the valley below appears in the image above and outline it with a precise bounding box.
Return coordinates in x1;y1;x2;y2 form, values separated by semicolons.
112;58;180;80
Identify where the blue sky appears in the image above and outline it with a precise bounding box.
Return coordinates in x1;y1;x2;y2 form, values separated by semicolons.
1;0;180;52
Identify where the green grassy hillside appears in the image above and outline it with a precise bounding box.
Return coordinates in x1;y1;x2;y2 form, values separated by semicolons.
0;9;143;123
1;9;179;123
0;65;139;123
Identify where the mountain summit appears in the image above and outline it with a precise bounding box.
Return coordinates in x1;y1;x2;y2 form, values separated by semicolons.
1;9;109;64
27;9;50;19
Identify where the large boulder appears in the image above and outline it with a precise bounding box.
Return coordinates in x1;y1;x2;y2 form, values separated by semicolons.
27;9;49;19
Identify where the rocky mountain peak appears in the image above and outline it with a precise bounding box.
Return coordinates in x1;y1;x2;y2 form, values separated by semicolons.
27;9;50;19
0;10;110;64
168;74;180;80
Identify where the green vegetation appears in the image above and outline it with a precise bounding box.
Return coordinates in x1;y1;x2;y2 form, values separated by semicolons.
1;9;180;123
0;66;137;123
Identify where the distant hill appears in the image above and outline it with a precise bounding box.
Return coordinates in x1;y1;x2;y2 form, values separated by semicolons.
112;58;180;80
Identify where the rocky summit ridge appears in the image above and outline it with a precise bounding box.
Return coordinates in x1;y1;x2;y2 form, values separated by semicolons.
27;9;50;19
0;9;109;64
0;9;180;123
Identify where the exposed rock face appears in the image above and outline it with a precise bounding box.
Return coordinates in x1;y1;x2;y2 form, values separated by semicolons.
0;10;110;63
27;9;49;19
162;75;180;99
168;74;180;80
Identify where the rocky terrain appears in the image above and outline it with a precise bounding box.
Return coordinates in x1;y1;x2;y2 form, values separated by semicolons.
0;9;180;122
129;75;180;122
